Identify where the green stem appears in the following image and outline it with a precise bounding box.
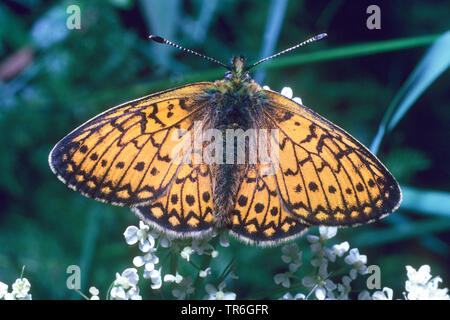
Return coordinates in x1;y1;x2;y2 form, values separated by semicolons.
193;236;220;299
105;281;115;300
217;256;237;284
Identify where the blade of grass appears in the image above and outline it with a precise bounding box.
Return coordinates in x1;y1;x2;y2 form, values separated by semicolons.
253;0;289;83
351;216;450;248
401;186;450;217
139;0;181;69
75;206;101;299
370;31;450;154
190;0;218;42
258;33;441;71
386;214;449;256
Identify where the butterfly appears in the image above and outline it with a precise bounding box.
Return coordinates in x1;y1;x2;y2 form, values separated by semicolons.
49;34;401;246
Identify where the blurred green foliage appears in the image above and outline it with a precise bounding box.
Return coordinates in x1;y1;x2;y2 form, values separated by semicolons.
0;0;449;299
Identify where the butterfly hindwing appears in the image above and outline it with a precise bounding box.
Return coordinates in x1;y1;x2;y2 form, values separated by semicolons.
261;90;402;226
132;117;216;237
230;165;309;245
133;163;215;237
49;82;213;206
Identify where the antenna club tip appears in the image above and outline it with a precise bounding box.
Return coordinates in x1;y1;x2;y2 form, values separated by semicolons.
315;33;328;40
149;35;165;43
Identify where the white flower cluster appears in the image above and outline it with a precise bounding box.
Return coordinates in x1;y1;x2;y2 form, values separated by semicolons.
205;282;236;300
358;264;449;300
0;278;32;300
110;268;142;300
123;221;235;300
275;226;449;300
263;86;303;105
276;226;363;300
403;265;449;300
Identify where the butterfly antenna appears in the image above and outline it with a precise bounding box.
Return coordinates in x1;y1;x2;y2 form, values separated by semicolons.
246;33;328;71
149;35;231;70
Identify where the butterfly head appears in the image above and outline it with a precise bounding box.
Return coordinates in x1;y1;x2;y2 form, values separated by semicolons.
224;56;251;83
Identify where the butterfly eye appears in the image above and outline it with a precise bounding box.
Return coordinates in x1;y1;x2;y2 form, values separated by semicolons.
244;73;251;80
224;71;233;79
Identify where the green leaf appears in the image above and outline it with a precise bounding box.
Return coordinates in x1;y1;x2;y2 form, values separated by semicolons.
258;33;441;70
370;31;450;154
401;186;450;217
352;217;450;248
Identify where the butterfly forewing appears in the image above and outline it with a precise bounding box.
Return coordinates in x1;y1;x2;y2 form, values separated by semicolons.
261;90;402;226
49;82;214;206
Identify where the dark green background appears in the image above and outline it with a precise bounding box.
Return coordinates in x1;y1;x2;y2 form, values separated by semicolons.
0;0;449;299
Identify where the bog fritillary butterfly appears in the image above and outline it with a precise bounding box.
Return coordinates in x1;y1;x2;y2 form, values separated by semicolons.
49;34;401;245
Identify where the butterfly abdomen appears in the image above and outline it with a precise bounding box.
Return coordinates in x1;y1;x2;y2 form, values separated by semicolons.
205;80;266;226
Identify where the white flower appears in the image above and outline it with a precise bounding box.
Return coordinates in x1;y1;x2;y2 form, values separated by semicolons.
3;292;15;300
211;250;219;258
358;290;372;300
149;230;172;248
281;243;302;265
123;222;156;252
164;272;183;284
114;268;139;289
281;87;293;98
11;278;32;300
230;270;239;280
326;241;350;262
199;268;211;278
344;248;368;276
318;226;337;241
144;268;162;290
336;275;352;299
0;282;8;299
264;86;302;104
279;292;306;300
89;286;99;296
172;276;195;300
205;282;236;300
89;286;99;300
110;286;127;300
372;287;393;300
192;238;214;255
274;263;299;288
133;251;159;271
404;265;449;300
111;268;140;300
302;263;335;300
311;256;327;267
127;286;142;300
219;232;230;247
110;285;141;300
406;265;431;285
180;246;194;261
293;96;303;105
274;272;292;288
306;235;320;244
304;277;336;300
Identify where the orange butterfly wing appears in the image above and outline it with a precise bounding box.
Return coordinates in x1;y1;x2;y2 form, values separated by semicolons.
49;82;214;206
230;164;309;245
261;90;402;226
133;163;215;237
132;115;217;236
